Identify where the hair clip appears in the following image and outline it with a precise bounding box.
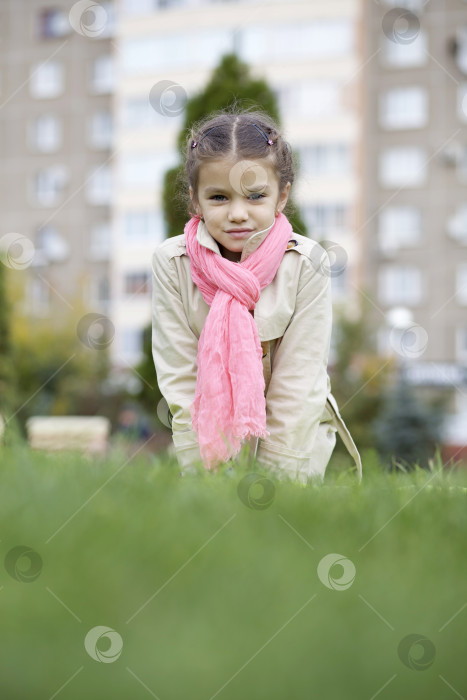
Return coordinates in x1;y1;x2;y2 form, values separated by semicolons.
192;126;218;150
251;122;274;146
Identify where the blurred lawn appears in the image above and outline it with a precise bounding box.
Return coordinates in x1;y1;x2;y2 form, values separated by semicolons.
1;444;466;700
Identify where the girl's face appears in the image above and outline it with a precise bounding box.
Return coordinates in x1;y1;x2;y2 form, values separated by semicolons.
190;157;291;262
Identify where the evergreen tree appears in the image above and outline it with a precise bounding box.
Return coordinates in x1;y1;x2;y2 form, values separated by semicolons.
134;324;163;421
139;53;310;429
0;265;21;445
371;377;444;471
161;52;307;239
329;295;395;456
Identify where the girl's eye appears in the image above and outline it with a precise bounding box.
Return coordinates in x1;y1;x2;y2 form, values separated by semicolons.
209;193;265;201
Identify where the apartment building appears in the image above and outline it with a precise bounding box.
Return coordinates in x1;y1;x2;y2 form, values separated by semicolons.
362;0;467;445
0;1;115;327
111;0;364;367
1;0;364;394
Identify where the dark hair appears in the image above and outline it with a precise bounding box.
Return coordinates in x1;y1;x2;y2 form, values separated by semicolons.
181;105;296;218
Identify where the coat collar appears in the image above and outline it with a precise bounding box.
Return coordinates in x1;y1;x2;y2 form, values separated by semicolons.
196;218;277;263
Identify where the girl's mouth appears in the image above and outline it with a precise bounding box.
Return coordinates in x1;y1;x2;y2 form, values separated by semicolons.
226;229;253;238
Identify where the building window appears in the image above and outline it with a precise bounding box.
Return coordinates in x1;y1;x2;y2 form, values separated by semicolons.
97;276;110;303
458;84;467;123
330;266;348;299
378;206;421;254
457;264;467;304
299;144;353;177
123;97;155;128
89;110;113;149
121;0;188;12
379;87;428;130
378;265;423;305
241;20;353;63
122;96;182;128
90;55;115;94
447;204;467;245
85;165;112;205
121;0;156;13
124;271;151;296
121;328;144;359
36;226;69;262
122;30;235;73
158;0;185;7
67;0;114;38
25;277;50;316
302;204;350;236
30;60;64;98
93;2;116;39
379;147;427;187
454;26;467;76
89;222;111;260
382;29;427;68
276;80;342;121
456;327;467;363
121;152;177;189
88;276;110;305
379;0;426;10
123;210;165;245
457;146;467;183
37;9;71;38
29;114;62;152
33;166;68;206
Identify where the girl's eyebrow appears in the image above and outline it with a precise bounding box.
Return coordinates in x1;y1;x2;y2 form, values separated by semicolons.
203;184;270;194
203;186;226;194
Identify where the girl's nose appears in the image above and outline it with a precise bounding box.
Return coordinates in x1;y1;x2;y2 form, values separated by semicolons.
228;199;248;221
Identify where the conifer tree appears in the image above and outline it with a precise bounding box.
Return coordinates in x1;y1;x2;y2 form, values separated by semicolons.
0;264;21;445
371;377;444;471
161;52;307;238
329;296;394;456
140;53;309;427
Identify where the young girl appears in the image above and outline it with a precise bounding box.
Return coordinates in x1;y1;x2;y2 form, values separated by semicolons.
151;108;362;484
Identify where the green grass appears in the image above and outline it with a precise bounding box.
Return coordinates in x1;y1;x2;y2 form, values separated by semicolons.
1;443;466;700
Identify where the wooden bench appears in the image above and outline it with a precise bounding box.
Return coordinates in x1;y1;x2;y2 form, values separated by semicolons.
26;416;111;455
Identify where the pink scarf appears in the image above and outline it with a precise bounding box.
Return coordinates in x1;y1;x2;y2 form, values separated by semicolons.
184;212;293;470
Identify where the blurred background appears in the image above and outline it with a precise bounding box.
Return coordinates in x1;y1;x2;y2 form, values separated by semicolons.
0;0;466;470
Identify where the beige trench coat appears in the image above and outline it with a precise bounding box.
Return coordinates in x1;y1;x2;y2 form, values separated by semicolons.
151;219;362;483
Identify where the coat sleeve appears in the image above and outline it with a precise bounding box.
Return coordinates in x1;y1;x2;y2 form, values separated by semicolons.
255;252;333;478
151;246;203;471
